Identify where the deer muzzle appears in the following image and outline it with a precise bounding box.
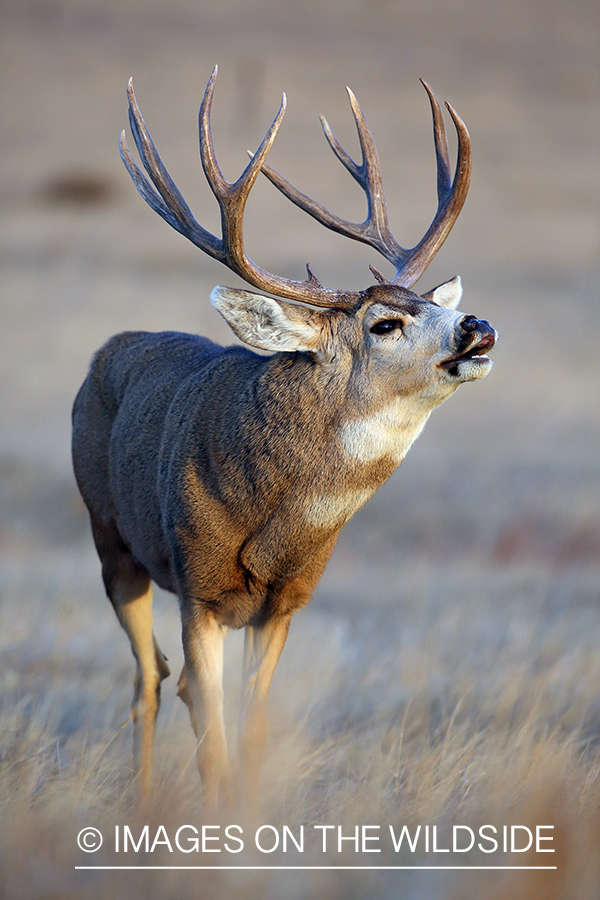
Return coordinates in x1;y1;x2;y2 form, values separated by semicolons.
439;316;497;380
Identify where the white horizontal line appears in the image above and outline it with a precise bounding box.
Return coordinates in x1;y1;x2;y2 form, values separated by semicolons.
75;865;558;871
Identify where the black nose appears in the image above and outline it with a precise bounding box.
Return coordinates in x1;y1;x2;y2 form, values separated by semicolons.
460;315;479;333
460;315;494;337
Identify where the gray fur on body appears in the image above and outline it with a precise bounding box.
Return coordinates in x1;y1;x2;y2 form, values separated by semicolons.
72;330;387;629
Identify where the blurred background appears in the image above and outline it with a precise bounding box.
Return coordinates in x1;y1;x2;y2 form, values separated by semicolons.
1;0;599;898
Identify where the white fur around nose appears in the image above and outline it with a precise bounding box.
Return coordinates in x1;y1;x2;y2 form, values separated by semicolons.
340;398;433;463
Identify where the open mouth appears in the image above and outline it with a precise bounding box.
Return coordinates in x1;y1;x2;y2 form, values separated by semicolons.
439;332;496;376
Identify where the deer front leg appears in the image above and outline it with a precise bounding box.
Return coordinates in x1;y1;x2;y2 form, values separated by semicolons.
239;615;291;809
179;605;230;807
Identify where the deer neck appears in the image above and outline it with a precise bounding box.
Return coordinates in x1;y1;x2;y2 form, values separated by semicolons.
194;350;436;586
254;351;435;487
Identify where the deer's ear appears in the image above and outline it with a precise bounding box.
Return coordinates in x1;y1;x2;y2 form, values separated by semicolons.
421;275;462;310
210;287;330;355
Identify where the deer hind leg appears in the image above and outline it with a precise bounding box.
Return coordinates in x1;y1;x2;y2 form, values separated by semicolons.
179;605;230;807
239;615;291;809
92;520;170;801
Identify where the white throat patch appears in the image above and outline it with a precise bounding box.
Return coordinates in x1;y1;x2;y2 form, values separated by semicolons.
339;397;434;464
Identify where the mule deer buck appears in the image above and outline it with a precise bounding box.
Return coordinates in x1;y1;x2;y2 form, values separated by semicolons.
72;66;496;807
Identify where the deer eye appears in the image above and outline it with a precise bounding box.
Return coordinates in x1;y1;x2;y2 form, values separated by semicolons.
370;319;402;335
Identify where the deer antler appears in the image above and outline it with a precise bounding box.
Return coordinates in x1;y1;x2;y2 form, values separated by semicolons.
120;67;360;309
259;80;471;289
121;69;470;301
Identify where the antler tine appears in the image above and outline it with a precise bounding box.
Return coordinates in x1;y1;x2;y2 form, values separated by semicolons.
196;66;228;203
120;131;176;225
259;89;406;266
199;66;287;206
259;80;471;289
343;87;406;262
389;91;471;288
122;68;358;309
198;66;289;259
319;111;361;184
122;78;222;258
419;79;452;206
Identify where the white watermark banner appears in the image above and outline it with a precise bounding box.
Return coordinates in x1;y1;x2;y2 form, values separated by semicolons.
75;821;556;870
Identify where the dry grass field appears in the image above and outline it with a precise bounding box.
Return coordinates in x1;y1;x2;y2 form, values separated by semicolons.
1;0;599;897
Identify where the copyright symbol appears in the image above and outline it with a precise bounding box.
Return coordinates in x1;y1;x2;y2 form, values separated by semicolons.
77;827;103;852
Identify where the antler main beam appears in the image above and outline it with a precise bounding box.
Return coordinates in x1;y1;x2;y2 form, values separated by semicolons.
259;80;471;289
120;67;360;309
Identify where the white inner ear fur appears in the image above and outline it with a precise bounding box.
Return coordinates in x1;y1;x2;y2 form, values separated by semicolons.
211;286;323;353
423;275;463;310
